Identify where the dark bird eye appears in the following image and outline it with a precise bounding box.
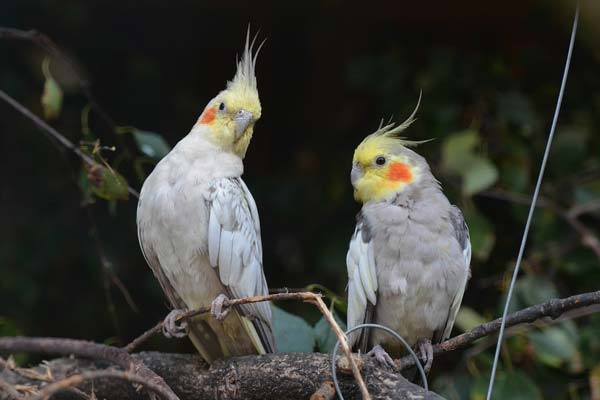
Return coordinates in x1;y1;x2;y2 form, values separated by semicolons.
375;156;386;166
219;102;226;111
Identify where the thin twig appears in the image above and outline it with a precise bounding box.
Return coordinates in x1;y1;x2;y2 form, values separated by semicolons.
0;27;116;131
30;370;172;400
124;291;371;399
481;188;600;264
0;377;25;400
568;199;600;218
310;381;336;400
0;337;179;400
0;88;139;199
308;295;370;400
398;290;600;369
126;292;322;352
124;321;163;353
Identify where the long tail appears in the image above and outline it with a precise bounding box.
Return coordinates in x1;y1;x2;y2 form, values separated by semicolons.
186;308;273;364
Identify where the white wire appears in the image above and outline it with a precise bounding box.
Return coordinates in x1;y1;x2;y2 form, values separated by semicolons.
331;323;428;400
486;3;580;399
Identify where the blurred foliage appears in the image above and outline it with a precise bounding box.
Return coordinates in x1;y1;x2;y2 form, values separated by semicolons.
1;1;600;399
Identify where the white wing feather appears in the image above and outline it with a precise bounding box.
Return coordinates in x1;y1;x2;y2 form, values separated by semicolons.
346;222;378;346
207;178;274;350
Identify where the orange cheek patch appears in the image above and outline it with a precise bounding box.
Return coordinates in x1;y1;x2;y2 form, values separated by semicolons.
199;106;216;124
387;162;413;182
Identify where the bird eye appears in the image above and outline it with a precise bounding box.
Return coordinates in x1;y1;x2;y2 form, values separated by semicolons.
375;156;386;166
219;102;226;111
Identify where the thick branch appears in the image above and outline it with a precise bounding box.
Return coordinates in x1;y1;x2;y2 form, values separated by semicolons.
398;290;600;369
0;352;441;400
0;338;178;400
31;370;175;400
124;291;371;400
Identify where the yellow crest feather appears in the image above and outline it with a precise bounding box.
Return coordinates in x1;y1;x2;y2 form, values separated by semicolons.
227;27;264;98
356;91;431;157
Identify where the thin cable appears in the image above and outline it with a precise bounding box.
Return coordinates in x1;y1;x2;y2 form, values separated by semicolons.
486;3;580;399
331;323;428;400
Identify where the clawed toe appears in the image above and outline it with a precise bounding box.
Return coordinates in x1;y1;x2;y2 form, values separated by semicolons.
162;308;188;338
210;293;231;321
367;345;396;369
416;338;433;374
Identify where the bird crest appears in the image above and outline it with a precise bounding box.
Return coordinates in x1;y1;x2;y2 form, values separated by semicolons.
355;92;430;160
226;28;264;105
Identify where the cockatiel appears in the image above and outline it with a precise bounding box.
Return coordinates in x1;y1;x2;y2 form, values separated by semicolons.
136;33;275;364
346;98;471;372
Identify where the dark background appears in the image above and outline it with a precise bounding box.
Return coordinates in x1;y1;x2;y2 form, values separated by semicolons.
1;1;600;398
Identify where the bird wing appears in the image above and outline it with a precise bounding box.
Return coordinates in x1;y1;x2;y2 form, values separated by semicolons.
435;205;471;342
137;200;187;310
346;211;378;352
207;177;275;353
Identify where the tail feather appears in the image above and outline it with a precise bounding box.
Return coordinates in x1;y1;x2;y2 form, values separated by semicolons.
186;309;268;364
250;317;276;353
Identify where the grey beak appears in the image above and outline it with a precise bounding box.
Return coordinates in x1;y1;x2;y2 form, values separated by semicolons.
351;163;364;186
234;109;254;139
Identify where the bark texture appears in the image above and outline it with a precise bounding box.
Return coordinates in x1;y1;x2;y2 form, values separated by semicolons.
0;352;443;400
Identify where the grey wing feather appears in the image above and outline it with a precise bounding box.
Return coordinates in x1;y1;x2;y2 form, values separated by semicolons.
346;212;378;351
207;178;275;353
435;205;471;342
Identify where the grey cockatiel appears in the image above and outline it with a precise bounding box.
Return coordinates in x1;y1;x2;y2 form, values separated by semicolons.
346;103;471;372
136;33;275;364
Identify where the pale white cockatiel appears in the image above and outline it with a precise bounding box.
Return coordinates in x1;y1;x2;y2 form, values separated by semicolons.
346;99;471;372
137;33;275;363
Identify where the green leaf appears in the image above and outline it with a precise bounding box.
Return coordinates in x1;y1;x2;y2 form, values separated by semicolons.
462;157;499;195
40;58;63;120
314;308;347;353
515;276;559;307
86;164;130;201
441;130;498;195
132;130;171;160
455;306;487;332
471;371;542;400
272;305;315;352
463;208;495;261
433;373;473;400
529;324;578;368
441;129;478;174
41;77;63;120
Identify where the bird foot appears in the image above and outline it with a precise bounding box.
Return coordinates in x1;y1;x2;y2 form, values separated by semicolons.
416;338;434;374
211;294;231;321
162;308;188;338
367;344;396;369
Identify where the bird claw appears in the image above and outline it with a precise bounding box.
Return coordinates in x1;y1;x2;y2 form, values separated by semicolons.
162;308;188;338
367;345;397;369
416;338;434;374
210;294;231;321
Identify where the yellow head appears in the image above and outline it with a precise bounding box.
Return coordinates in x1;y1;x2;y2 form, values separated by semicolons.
351;96;429;203
194;31;263;158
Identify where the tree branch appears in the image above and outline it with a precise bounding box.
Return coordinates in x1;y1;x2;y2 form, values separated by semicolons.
0;27;116;131
124;291;371;400
0;338;179;400
31;370;176;400
398;290;600;369
0;88;139;199
480;188;600;263
0;352;441;400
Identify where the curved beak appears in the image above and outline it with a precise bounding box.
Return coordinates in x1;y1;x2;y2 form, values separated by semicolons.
234;109;254;139
351;163;364;186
